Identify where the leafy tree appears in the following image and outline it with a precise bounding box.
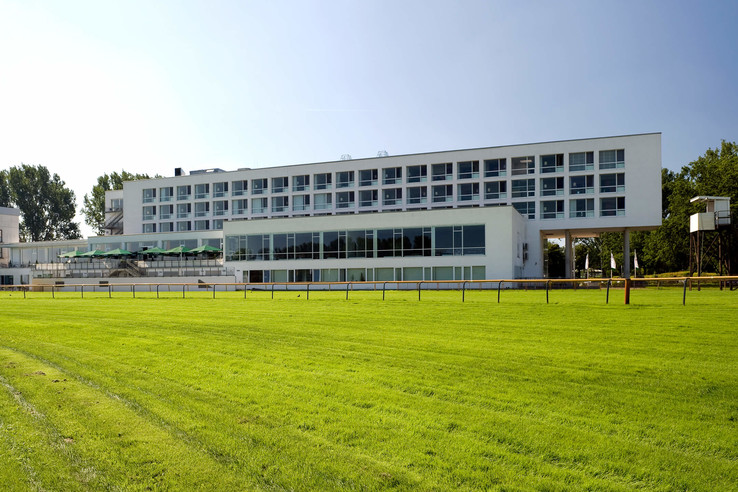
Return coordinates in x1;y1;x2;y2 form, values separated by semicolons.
0;170;11;207
4;164;81;241
82;171;151;235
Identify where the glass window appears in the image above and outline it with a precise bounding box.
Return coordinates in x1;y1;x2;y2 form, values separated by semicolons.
142;205;156;221
159;222;174;232
484;158;507;177
431;163;453;181
232;180;248;196
212;219;223;230
272;177;288;193
272;196;289;212
484;181;507;200
463;225;485;255
177;221;191;232
540;154;564;173
569;151;594;171
457;183;479;201
599;149;625;169
336;191;355;208
213;182;228;197
570;198;595;218
336;171;354;188
194;202;209;217
143;188;156;203
540;177;564;196
512;201;535;219
347;230;375;258
143;223;156;233
570;175;594;195
159;204;173;219
511;156;535;175
511;179;535;198
407;165;427;183
600;173;625;193
359;189;378;207
314;193;332;210
194;183;209;199
292;194;310;211
383;167;402;185
194;220;210;231
383;188;402;206
159;187;173;202
432;184;453;202
541;200;564;219
232;199;247;215
252;178;267;195
213;200;228;216
402;227;432;256
434;226;453;256
407;186;427;204
457;161;479;179
600;196;625;216
376;229;396;258
177;203;191;218
252;197;268;214
292;175;310;192
177;185;191;200
314;173;332;190
359;169;378;187
110;198;123;211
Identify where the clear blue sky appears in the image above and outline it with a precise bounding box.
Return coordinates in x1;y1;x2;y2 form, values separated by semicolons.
1;0;736;237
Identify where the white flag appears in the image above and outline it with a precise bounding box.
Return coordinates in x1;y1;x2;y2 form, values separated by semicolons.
634;250;639;269
585;253;589;270
610;252;616;269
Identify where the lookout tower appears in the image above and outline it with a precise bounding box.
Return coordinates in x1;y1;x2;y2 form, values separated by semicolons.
689;196;733;277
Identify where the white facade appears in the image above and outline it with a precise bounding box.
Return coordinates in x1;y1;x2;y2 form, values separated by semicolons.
0;207;20;272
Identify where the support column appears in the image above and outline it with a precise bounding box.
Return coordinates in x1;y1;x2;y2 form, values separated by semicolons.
564;230;572;279
623;229;631;279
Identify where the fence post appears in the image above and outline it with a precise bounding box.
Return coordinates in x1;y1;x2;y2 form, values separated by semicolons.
132;285;135;298
383;282;387;301
244;283;247;299
213;284;216;299
462;281;467;302
182;284;185;299
683;279;688;306
346;282;350;300
418;281;422;301
156;284;160;299
108;285;112;299
307;283;310;300
271;283;275;300
52;285;55;299
81;285;84;299
546;280;550;304
606;279;611;304
23;287;26;299
498;281;502;303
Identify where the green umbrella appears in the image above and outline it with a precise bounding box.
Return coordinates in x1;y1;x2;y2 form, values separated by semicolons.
58;250;84;258
164;245;191;255
190;244;222;254
103;248;133;256
80;249;106;257
141;246;167;255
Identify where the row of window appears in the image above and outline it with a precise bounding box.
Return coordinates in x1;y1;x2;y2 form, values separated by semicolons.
140;150;625;203
513;197;626;219
141;174;625;219
142;219;224;234
244;265;487;283
225;225;485;262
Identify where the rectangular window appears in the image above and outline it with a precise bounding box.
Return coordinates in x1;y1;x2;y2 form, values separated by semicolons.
194;202;210;217
336;191;355;208
232;199;247;215
143;188;156;203
159;187;173;202
569;151;594;171
600;196;625;216
383;188;402;206
359;169;378;187
512;201;535;219
484;158;507;177
314;193;332;210
159;222;174;233
314;173;331;190
599;149;625;169
407;186;427;204
600;173;625;193
142;205;156;221
194;220;210;231
177;221;191;232
292;175;310;192
347;230;375;258
540;177;564;196
570;175;594;194
336;171;354;188
457;161;479;179
383;167;402;185
194;183;209;199
252;197;268;214
252;178;267;195
511;178;535;198
407;165;427;183
272;196;289;212
570;198;595;218
431;163;453;181
402;227;432;257
177;203;191;218
457;182;479;201
213;200;228;216
159;204;174;219
511;156;535;175
212;219;223;230
143;223;156;233
232;180;248;196
110;198;123;211
177;185;191;200
272;177;288;193
484;181;507;200
540;154;564;173
541;200;564;219
359;189;378;207
292;194;310;211
213;182;228;198
432;184;453;202
434;225;485;256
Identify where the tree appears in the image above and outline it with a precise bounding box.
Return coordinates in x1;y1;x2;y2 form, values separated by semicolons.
0;170;11;207
4;164;81;241
81;171;151;235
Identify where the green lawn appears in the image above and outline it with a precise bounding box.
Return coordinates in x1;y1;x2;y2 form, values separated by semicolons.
0;288;736;490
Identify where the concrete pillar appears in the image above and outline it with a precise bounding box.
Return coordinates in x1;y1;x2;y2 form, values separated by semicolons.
623;229;631;279
564;230;572;279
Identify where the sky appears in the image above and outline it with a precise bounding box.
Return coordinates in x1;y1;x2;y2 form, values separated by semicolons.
1;0;737;237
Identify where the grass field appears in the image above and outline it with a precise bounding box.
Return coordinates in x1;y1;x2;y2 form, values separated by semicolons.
0;288;736;490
